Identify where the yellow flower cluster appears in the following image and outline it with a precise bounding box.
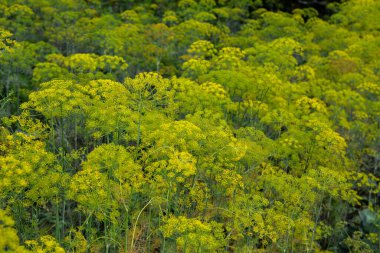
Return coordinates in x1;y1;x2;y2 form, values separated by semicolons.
303;118;329;132
352;172;380;195
215;47;246;70
270;37;304;56
187;40;216;59
200;81;228;99
97;55;128;72
146;120;205;154
279;137;301;149
0;210;29;253
33;53;128;83
181;182;210;212
21;80;88;118
0;155;31;191
68;168;111;220
0;28;15;52
124;72;171;104
250;209;298;246
357;82;380;96
353;110;369;120
120;10;140;23
68;143;142;221
241;99;269;117
163;10;178;25
146;150;197;193
307;167;355;200
224;139;248;162
4;4;34;18
84;79;134;138
82;143;143;188
64;229;87;253
296;96;328;114
65;54;98;73
0;133;62;205
315;129;347;156
25;235;65;253
182;58;211;77
293;65;316;82
215;169;243;196
178;0;198;10
48;53;129;74
166;151;197;178
160;216;225;252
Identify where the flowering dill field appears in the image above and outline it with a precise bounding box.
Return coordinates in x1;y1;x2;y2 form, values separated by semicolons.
0;0;379;252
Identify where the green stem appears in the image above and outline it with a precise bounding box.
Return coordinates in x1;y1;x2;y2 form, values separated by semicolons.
136;100;143;148
55;197;60;241
130;199;152;251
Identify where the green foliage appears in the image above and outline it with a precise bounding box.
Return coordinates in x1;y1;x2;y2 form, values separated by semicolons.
1;0;379;252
